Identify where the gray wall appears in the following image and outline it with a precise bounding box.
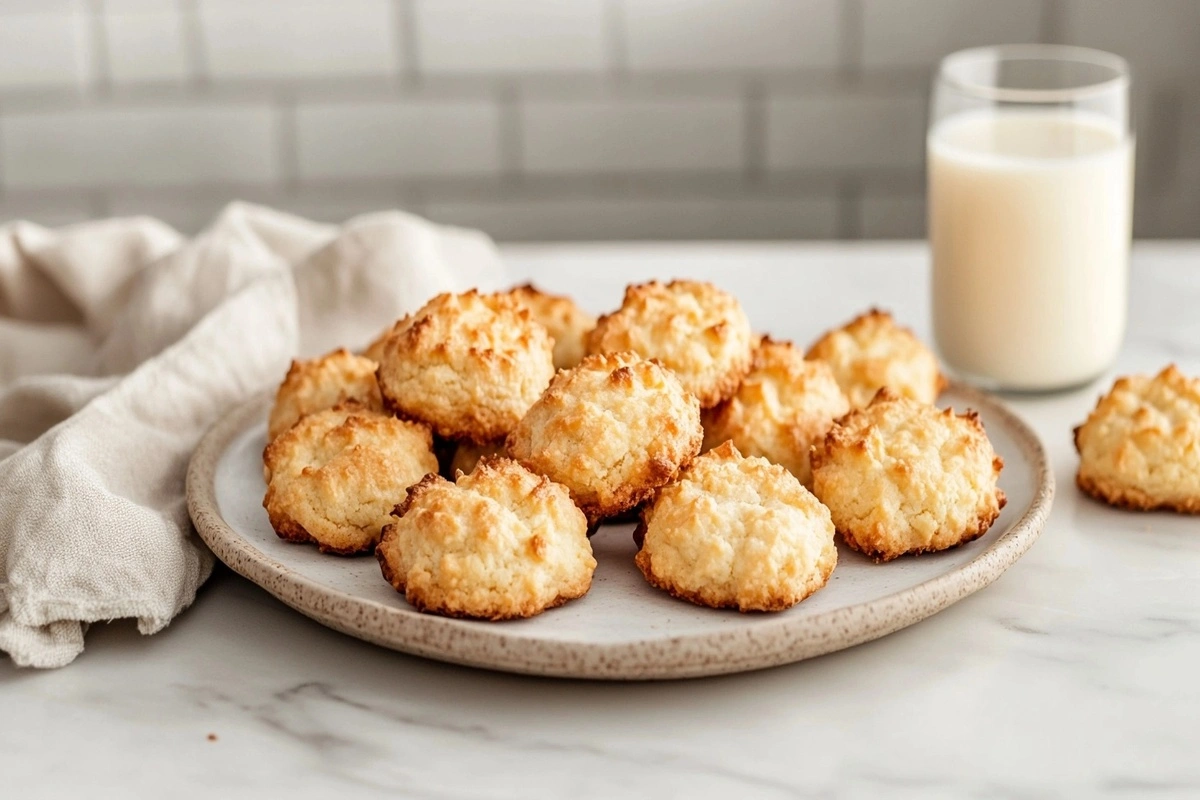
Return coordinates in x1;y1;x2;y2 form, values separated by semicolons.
0;1;1194;239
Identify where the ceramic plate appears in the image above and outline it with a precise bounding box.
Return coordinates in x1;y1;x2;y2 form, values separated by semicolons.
187;382;1053;680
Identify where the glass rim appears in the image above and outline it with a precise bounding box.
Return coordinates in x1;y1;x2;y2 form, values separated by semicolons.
938;44;1130;103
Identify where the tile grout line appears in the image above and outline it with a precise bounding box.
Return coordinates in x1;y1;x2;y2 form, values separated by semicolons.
0;99;5;200
603;0;628;83
497;81;523;183
86;0;113;97
743;78;767;184
1039;0;1065;43
837;177;862;240
838;0;864;84
394;0;421;89
276;94;301;192
178;0;209;89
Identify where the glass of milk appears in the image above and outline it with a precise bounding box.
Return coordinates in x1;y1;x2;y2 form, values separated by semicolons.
929;45;1134;392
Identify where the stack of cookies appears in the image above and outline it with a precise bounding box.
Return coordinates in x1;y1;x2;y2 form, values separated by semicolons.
262;280;1014;621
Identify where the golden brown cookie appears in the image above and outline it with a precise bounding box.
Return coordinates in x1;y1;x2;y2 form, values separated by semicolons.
263;403;438;555
585;279;753;408
811;389;1005;562
703;338;850;487
376;458;596;620
507;351;702;525
375;290;556;443
635;442;837;612
1074;365;1200;513
506;283;595;370
806;309;946;408
266;348;382;441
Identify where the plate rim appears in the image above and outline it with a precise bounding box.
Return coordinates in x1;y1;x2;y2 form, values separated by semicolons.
186;381;1055;680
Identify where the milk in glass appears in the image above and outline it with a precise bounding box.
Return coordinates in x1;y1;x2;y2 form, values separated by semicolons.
929;109;1134;390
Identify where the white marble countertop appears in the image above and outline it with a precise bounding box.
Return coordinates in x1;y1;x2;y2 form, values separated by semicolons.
3;242;1199;799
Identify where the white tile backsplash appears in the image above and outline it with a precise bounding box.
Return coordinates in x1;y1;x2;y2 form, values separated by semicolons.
103;7;190;84
861;0;1042;69
426;195;840;240
0;0;1195;238
0;7;92;89
295;100;501;180
413;0;607;74
521;96;744;174
0;105;280;189
1060;0;1200;84
766;93;926;171
621;0;840;72
197;0;397;79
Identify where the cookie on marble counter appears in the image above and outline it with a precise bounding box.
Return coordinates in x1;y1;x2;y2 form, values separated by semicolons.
266;348;382;441
585;279;754;408
1074;364;1200;513
805;308;945;408
375;290;556;443
507;351;702;525
811;389;1005;562
702;337;850;488
263;402;438;555
634;442;837;612
377;458;595;620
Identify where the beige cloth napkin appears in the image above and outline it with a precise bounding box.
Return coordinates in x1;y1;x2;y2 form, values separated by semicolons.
0;202;506;668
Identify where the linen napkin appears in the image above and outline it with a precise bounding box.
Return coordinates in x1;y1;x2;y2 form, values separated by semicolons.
0;202;506;668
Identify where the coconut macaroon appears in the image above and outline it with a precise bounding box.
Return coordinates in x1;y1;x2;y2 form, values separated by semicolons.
506;283;596;370
805;309;946;408
1074;365;1200;513
377;458;596;620
703;338;850;487
585;279;754;408
811;389;1005;562
635;442;837;612
266;348;382;441
449;439;507;478
263;402;438;555
507;351;702;525
375;290;556;443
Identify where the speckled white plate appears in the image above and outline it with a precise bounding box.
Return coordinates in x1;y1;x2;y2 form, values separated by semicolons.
187;382;1053;680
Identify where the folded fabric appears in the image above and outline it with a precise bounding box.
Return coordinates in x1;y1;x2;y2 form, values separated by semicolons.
0;202;506;667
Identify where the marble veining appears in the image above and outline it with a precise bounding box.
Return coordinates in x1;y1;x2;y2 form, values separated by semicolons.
2;242;1199;799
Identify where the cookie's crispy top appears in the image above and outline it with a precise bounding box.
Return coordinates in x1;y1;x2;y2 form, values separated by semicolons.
262;401;438;555
507;350;702;523
635;441;837;612
811;389;1005;561
657;440;829;517
267;348;382;441
377;457;595;620
375;290;556;443
1074;365;1200;512
506;283;596;370
585;279;753;408
814;389;999;477
805;308;945;408
704;338;849;485
263;401;432;486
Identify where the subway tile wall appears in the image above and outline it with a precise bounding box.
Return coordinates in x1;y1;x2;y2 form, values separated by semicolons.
0;0;1195;240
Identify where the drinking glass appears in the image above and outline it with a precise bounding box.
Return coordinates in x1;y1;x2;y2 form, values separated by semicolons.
928;45;1134;392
